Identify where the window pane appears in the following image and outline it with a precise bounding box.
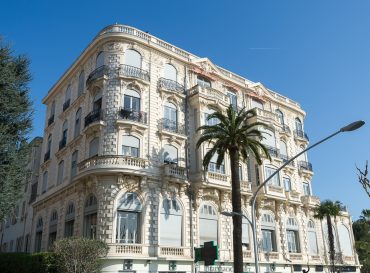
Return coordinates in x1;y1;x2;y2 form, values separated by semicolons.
265;167;280;186
308;231;318;254
283;177;291;191
164;64;177;81
262;230;273;252
199;218;217;245
125;49;141;68
116;211;138;243
160;213;182;246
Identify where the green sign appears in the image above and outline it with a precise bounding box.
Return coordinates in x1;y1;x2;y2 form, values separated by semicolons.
194;241;218;266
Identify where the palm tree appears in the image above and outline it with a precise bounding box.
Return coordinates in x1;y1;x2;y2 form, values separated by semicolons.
196;105;270;273
314;200;342;273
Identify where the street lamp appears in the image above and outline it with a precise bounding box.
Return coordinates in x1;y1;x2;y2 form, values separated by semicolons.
221;211;252;225
250;120;365;273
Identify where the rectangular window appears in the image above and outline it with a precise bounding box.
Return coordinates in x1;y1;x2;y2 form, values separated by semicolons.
251;99;263;109
64;220;74;237
227;92;237;109
205;113;219;126
284;177;291;191
42;172;48;193
122;146;139;157
84;213;97;239
199;218;218;245
262;229;276;252
239;165;243;180
303;182;311;196
265;167;280;186
208;151;225;174
287;230;300;253
308;231;318;254
116;211;139;244
197;76;211;88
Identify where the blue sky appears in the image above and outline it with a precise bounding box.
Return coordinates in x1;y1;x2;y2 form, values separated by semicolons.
1;0;369;218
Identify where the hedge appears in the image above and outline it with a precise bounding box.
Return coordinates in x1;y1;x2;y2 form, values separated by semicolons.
0;252;57;273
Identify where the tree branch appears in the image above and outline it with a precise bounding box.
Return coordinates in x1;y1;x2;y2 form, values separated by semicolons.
356;160;370;197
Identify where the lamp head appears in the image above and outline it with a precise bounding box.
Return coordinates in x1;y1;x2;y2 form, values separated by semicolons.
340;120;365;132
221;211;235;217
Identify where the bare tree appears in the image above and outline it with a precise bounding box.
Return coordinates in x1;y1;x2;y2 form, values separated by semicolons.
356;161;370;197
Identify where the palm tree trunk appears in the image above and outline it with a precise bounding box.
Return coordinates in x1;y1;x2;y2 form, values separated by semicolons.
229;147;243;273
327;214;335;273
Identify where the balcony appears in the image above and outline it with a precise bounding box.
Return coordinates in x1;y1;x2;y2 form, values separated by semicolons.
44;151;50;162
266;145;279;158
78;155;148;176
162;164;187;182
204;170;230;188
118;108;147;124
241;181;252;192
158;246;192;259
84;109;103;128
285;190;301;203
59;138;67;150
290;253;303;261
298;161;313;172
254;108;279;123
188;85;229;106
62;99;70;112
158;78;185;94
301;195;320;207
294;129;309;141
279;154;295;167
158;118;185;135
47;115;54;126
281;124;291;134
108;243;149;258
265;184;285;197
118;64;150;82
86;65;109;86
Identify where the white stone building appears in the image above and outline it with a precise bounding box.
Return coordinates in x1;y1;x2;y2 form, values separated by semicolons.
0;24;360;273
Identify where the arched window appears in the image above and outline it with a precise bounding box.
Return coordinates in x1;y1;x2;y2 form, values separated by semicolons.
71;151;78;179
208;150;225;174
279;140;288;159
163;102;177;131
123;89;140;112
276;110;284;125
64;85;71;110
164;63;177;81
122;135;140;157
197;76;211;88
295;118;303;133
116;193;142;244
261;212;276;252
93;89;102;111
323;221;339;252
34;217;43;252
84;194;97;239
242;212;251;249
160;198;182;246
65;202;75;237
163;144;178;164
265;166;280;187
251;99;263;110
199;203;218;245
74;108;82;138
261;128;276;148
307;220;318;254
89;137;99;158
57;160;64;185
42;171;48;193
78;71;85;96
338;224;353;256
204;107;219;126
286;217;300;253
96;52;104;68
125;49;141;68
48;210;58;248
60;120;68;149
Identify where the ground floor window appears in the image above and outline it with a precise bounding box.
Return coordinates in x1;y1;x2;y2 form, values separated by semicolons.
262;229;276;252
84;213;97;239
287;230;300;253
116;211;139;243
64;220;74;237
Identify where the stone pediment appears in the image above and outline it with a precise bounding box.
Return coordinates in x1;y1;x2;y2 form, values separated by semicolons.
249;82;271;101
192;58;222;78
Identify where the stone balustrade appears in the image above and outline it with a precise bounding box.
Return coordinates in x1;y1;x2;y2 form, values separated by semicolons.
189;85;229;104
109;244;149;257
159;246;191;258
78;155;148;173
163;164;187;181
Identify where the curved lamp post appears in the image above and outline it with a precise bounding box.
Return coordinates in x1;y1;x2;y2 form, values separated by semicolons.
249;120;365;273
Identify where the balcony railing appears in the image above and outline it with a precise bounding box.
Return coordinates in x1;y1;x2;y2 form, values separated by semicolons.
298;161;313;172
279;154;295;166
47;115;54;126
59;138;67;150
294;130;309;141
44;150;50;162
84;109;103;127
158;118;185;135
118;108;147;124
62;99;70;111
281;124;291;134
266;145;279;158
189;85;229;103
158;78;185;93
163;164;187;180
86;65;109;85
78;155;148;172
119;64;150;81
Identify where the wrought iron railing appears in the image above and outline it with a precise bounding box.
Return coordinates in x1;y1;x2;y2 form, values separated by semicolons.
86;65;109;85
47;115;54;126
59;138;67;150
62;99;70;111
119;64;150;81
298;161;313;171
158;118;185;135
118;108;147;124
294;130;309;141
279;154;295;166
84;109;103;127
158;78;185;93
266;145;279;158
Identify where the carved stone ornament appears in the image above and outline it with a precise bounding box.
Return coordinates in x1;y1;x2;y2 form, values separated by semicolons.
107;42;123;52
117;174;141;192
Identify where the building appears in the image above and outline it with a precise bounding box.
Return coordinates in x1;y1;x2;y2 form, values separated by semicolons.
0;136;43;253
1;24;360;273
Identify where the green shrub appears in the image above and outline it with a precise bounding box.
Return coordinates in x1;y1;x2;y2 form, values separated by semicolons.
0;252;57;273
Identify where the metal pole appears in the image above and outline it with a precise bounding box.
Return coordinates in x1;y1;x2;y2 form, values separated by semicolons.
251;130;342;273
